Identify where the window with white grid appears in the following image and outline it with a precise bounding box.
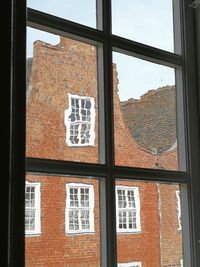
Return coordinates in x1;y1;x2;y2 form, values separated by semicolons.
116;186;141;233
25;182;41;235
176;190;182;230
65;183;94;234
118;261;142;267
65;94;95;146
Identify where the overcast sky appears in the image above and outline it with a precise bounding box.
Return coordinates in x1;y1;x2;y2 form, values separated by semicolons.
27;0;175;100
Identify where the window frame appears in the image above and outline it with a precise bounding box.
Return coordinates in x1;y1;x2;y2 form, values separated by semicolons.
25;181;41;236
116;186;141;233
180;258;183;267
176;190;182;230
65;183;95;234
7;0;200;267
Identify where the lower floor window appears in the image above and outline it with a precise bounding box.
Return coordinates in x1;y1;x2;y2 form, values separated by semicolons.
25;182;41;235
65;183;94;234
116;186;141;232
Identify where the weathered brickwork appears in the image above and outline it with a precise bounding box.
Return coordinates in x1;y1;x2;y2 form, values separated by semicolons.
26;37;182;266
25;175;100;267
26;37;99;163
116;180;161;267
158;184;182;267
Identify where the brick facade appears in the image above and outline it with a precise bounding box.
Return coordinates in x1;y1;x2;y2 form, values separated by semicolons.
26;37;182;266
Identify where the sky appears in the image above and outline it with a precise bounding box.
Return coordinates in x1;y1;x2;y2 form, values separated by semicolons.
27;0;176;101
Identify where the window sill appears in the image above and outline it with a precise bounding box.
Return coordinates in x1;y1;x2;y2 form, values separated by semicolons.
25;232;41;237
117;230;142;234
65;230;95;236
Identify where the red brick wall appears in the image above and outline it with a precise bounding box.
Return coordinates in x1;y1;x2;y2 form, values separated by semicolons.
26;175;100;267
26;36;182;266
26;38;99;163
158;184;182;267
116;180;161;267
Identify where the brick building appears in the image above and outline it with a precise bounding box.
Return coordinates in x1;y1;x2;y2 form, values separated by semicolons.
26;36;182;267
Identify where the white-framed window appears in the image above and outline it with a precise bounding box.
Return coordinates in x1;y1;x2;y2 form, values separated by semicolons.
116;186;141;233
118;261;142;267
180;259;183;267
176;190;181;230
64;93;95;146
65;183;94;234
25;182;41;235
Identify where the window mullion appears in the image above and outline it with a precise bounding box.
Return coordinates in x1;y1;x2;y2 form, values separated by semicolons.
78;100;82;145
78;188;82;231
181;2;200;267
10;0;26;264
125;190;129;231
103;0;117;266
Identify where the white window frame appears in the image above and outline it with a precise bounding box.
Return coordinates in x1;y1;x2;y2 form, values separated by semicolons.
118;262;142;267
116;186;141;233
64;93;95;146
25;181;41;236
65;183;95;234
176;190;182;230
180;258;183;267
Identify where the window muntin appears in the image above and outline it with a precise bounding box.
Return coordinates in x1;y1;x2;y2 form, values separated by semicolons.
66;183;95;234
65;94;95;146
176;190;182;230
116;186;141;232
25;182;41;235
118;262;142;267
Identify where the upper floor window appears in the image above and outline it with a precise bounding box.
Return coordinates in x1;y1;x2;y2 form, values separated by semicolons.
65;94;95;146
118;262;142;267
25;182;41;235
176;190;182;230
65;183;94;234
116;186;141;233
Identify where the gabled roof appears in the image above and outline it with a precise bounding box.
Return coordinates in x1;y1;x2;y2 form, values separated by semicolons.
121;86;177;154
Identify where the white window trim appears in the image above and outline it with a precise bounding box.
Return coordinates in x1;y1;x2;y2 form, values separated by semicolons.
180;259;183;267
65;183;95;234
176;190;182;230
116;186;141;233
64;93;95;147
118;261;142;267
25;181;41;236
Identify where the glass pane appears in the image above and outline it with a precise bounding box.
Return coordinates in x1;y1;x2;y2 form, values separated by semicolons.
113;52;182;171
27;0;97;29
26;27;102;163
25;173;101;266
112;0;178;53
116;180;183;267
